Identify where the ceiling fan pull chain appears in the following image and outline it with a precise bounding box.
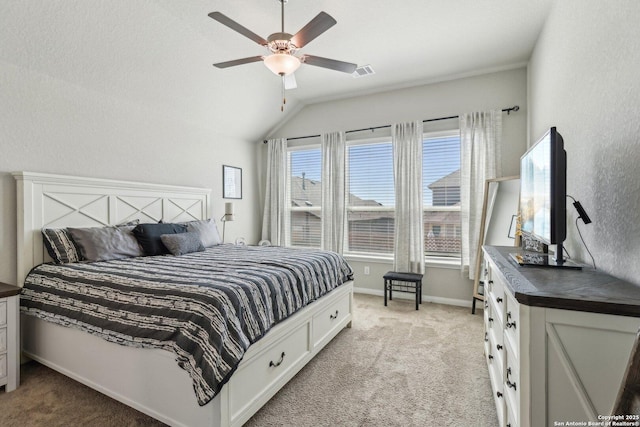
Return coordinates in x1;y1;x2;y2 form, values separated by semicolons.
281;74;286;112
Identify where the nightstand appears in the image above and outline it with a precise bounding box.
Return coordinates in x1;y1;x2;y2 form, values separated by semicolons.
0;282;20;392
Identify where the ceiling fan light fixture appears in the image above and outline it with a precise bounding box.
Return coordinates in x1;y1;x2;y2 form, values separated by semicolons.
264;53;301;76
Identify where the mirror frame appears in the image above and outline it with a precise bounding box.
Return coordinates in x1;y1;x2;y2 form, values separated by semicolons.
472;176;520;304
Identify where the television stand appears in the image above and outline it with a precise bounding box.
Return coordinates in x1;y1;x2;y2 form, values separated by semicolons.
509;251;582;269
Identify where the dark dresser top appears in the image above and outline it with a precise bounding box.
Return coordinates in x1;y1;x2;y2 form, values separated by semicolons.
484;246;640;317
0;282;21;298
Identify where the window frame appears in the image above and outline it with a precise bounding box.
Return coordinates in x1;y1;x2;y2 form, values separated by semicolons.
421;129;462;261
344;136;395;258
287;144;323;249
284;130;462;266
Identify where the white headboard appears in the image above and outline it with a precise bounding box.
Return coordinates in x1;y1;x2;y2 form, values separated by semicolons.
13;172;211;287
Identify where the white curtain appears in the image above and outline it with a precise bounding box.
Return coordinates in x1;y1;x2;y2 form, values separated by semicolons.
321;131;346;253
262;138;289;246
392;121;424;273
460;110;502;279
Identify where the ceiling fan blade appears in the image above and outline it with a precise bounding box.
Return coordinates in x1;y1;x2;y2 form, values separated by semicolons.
302;55;357;74
290;12;337;48
208;12;268;46
213;56;264;69
284;73;297;90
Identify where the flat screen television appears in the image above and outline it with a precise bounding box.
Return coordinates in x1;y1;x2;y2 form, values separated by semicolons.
513;127;580;269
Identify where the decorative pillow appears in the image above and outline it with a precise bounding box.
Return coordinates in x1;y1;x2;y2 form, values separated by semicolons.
116;219;140;227
160;232;205;256
132;223;187;256
67;226;144;262
185;219;222;247
42;228;81;264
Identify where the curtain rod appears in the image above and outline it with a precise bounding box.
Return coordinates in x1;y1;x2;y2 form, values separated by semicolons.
263;105;519;143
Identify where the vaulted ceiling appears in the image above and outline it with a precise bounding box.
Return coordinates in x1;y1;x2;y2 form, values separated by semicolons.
1;0;553;142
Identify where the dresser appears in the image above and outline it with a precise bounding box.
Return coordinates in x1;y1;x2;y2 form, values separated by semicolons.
482;246;640;426
0;282;20;392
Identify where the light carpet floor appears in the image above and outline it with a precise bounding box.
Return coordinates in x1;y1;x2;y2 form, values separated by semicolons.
0;293;497;426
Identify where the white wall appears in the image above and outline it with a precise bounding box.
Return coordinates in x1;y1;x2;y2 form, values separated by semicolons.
528;1;640;285
265;68;528;303
0;3;263;286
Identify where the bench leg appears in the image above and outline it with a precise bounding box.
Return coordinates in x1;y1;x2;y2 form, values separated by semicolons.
384;279;388;306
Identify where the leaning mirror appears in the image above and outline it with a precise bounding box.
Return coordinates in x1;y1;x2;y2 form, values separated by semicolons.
472;176;520;313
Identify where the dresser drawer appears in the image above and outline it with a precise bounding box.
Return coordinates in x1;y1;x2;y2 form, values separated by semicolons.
486;330;504;384
487;276;505;325
0;301;6;326
0;353;6;380
488;297;505;352
504;290;520;359
0;328;6;353
229;322;310;420
505;396;518;427
488;356;505;427
504;338;520;421
312;291;351;348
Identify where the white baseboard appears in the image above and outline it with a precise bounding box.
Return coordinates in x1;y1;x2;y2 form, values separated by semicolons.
353;287;473;309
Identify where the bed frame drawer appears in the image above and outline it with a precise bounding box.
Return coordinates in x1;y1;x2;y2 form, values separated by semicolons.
312;291;351;348
228;321;310;422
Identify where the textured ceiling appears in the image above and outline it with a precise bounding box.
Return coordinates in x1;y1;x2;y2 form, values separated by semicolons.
1;0;553;141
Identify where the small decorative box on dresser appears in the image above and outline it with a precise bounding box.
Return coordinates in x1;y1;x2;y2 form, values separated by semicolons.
0;282;20;392
482;246;640;427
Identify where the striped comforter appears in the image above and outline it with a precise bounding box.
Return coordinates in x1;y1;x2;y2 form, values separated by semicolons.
21;245;353;406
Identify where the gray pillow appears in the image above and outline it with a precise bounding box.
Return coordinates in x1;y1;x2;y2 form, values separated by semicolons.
160;232;205;256
186;219;222;247
67;226;144;262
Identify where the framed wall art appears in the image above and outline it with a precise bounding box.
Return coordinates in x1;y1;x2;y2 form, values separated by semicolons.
223;165;242;199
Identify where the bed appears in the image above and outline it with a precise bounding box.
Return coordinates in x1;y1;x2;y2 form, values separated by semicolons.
14;171;354;427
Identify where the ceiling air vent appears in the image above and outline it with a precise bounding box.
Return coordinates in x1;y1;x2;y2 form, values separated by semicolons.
352;64;375;78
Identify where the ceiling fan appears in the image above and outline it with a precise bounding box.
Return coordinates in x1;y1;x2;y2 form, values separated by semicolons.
209;0;358;110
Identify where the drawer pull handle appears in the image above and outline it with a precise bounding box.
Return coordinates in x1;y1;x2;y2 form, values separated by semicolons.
507;379;517;391
496;391;503;398
506;321;517;329
496;297;503;303
484;332;488;343
488;317;494;323
269;352;286;368
496;344;503;351
329;310;339;320
488;354;494;360
488;280;494;284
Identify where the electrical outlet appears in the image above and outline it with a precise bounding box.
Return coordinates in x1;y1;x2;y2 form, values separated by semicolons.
364;266;370;275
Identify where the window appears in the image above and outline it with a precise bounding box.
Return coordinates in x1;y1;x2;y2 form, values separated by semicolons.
285;130;461;259
288;148;321;248
346;140;395;255
423;132;461;257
